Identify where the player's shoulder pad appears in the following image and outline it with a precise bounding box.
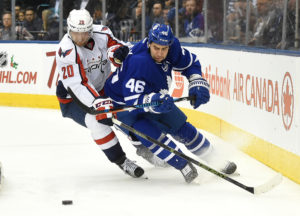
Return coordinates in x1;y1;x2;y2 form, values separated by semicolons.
92;24;113;35
125;52;153;78
128;51;149;64
56;34;76;64
170;37;181;51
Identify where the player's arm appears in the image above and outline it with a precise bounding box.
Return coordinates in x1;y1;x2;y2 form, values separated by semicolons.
56;47;99;107
99;25;131;67
169;38;210;109
169;38;202;78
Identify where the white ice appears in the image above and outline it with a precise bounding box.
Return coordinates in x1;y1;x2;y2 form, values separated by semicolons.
0;107;299;216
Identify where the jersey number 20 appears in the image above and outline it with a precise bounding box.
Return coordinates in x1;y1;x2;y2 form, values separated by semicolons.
125;78;145;93
62;65;74;79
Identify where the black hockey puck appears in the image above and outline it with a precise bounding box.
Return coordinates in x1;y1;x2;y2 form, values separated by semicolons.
62;200;73;205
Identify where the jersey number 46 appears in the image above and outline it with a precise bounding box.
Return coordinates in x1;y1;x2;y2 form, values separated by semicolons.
125;78;145;93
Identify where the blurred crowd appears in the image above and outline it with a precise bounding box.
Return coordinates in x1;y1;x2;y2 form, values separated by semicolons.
226;0;300;49
0;0;299;50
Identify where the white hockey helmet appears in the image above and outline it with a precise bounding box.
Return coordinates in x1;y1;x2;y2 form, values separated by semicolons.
67;9;93;35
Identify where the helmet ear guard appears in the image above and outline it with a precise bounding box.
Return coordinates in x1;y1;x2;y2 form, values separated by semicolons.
148;24;174;46
67;9;93;37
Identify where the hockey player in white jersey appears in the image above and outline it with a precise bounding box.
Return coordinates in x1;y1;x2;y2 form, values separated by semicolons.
55;9;144;178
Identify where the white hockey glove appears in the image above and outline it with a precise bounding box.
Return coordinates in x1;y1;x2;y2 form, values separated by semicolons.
92;98;114;126
188;74;210;109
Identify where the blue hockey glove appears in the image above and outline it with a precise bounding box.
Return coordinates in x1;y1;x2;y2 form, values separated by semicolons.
145;92;174;114
188;74;210;109
113;46;129;64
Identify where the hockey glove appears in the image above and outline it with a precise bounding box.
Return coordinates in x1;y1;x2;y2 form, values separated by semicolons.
144;92;174;114
188;74;210;109
113;46;129;63
93;98;114;126
107;45;129;67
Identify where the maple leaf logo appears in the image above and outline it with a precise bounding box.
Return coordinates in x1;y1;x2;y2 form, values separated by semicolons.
283;83;292;117
281;72;294;131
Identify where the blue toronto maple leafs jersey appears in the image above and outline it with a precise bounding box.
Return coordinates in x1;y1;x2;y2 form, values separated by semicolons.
104;37;202;108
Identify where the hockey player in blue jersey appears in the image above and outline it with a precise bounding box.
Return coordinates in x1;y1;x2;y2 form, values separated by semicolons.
104;24;237;183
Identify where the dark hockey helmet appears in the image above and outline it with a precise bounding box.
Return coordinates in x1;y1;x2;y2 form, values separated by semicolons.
148;24;174;46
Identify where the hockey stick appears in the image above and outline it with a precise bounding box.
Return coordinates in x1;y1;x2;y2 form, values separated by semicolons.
112;117;282;195
67;87;282;193
67;87;194;115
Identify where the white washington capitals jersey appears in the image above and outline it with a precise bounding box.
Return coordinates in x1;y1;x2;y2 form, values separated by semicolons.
56;25;126;106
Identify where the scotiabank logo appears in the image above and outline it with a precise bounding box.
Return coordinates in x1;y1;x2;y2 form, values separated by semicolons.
281;72;294;130
178;64;295;131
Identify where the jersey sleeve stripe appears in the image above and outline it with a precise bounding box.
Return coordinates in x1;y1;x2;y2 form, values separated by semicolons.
112;100;126;105
76;53;99;98
124;94;141;102
172;51;193;71
106;34;124;48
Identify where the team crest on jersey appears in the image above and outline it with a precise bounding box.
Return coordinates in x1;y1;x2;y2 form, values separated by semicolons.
162;62;169;72
58;48;73;58
101;26;108;31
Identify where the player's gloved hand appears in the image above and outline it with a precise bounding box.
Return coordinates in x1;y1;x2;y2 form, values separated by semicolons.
113;45;129;63
145;92;174;114
107;45;129;67
92;98;114;126
188;74;210;109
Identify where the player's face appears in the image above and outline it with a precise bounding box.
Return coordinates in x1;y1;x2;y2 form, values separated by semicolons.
69;31;90;47
149;42;169;63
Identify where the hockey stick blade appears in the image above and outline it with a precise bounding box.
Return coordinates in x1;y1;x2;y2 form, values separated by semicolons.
253;173;282;194
67;87;194;115
112;117;282;194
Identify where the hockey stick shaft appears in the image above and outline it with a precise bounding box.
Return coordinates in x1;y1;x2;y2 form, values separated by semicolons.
67;87;194;115
67;87;282;193
112;117;282;194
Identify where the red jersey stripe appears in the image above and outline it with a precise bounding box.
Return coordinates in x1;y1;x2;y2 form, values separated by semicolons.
106;34;123;48
76;53;99;98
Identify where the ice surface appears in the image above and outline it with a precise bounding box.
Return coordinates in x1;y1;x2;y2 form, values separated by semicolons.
0;107;299;216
